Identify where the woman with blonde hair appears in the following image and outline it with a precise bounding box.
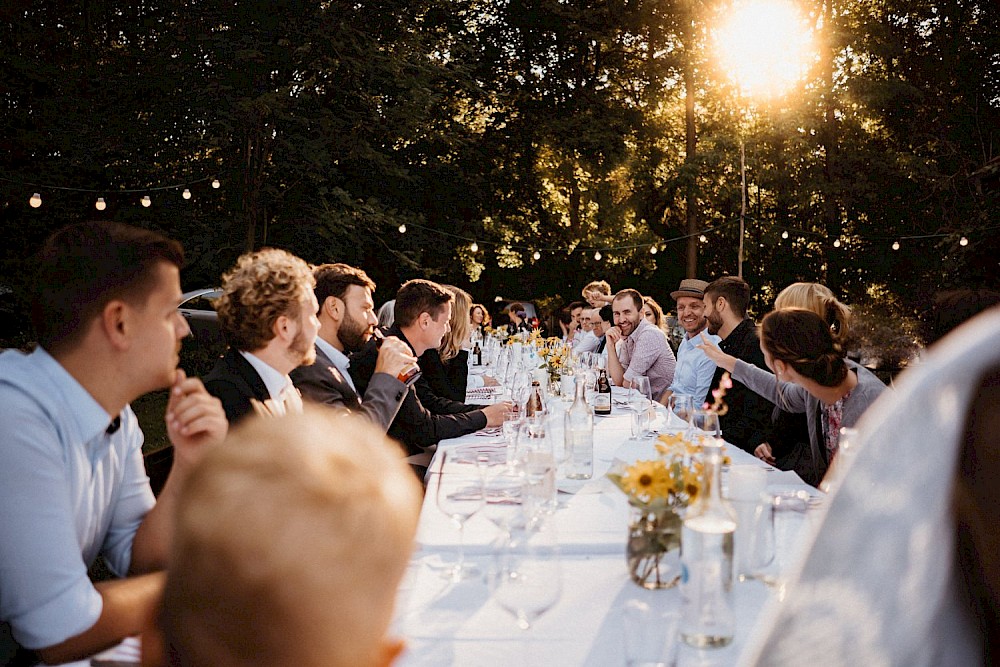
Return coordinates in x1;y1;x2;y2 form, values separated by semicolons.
774;282;851;343
418;286;496;404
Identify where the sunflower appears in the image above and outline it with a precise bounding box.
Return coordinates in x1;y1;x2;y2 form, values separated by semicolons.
622;460;672;501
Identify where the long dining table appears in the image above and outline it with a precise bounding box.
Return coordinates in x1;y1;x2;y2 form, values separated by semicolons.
393;382;822;667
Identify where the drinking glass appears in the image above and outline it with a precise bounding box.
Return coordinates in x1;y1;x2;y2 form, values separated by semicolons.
516;425;557;520
622;599;681;667
493;518;562;632
435;450;485;581
481;461;525;544
748;490;811;592
691;408;721;444
668;393;695;430
631;376;655;436
502;411;524;466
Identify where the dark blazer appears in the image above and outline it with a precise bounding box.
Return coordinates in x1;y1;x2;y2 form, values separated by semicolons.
290;343;406;432
350;326;487;460
203;348;271;425
417;348;486;410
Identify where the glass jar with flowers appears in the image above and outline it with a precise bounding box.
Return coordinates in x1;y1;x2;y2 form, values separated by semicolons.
607;445;703;589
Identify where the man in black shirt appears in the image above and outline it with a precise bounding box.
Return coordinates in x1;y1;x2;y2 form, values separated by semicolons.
702;276;774;453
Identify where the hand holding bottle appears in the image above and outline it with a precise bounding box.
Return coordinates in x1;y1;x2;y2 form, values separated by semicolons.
373;335;419;382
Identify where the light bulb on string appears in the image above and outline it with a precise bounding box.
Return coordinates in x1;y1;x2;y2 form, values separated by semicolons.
29;193;42;208
211;179;221;189
141;196;151;207
649;246;657;255
182;189;192;200
594;251;602;261
892;241;900;251
533;250;541;260
398;224;406;234
470;242;478;252
95;198;106;211
781;230;789;239
699;234;707;243
833;239;841;248
960;236;969;247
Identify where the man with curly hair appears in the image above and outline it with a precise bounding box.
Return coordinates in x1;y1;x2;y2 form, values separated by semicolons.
204;248;320;424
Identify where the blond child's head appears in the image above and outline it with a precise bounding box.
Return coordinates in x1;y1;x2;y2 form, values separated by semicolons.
162;408;421;667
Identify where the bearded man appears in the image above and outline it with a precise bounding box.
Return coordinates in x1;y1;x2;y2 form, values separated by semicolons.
605;288;676;400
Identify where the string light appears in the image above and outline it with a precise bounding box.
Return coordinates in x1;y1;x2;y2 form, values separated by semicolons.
95;198;106;211
594;251;602;261
699;235;707;243
398;224;407;234
141;196;151;207
533;250;541;260
29;193;41;208
182;189;192;199
833;239;841;248
781;230;789;239
211;179;221;189
892;241;900;251
649;246;657;255
470;241;478;252
960;236;969;246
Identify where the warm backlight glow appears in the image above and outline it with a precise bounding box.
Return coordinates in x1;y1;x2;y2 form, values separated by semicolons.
715;0;814;99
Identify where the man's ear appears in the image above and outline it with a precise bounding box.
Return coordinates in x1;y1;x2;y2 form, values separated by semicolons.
101;300;131;351
418;311;431;329
273;313;294;342
324;296;342;321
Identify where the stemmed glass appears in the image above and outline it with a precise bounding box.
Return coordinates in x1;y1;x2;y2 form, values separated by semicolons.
631;376;655;437
668;394;695;430
435;450;485;581
691;408;721;445
493;517;563;636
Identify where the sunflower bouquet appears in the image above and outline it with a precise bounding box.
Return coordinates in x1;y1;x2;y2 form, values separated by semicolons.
607;436;711;588
536;337;570;384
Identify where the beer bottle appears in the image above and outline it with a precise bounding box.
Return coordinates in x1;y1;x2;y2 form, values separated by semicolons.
594;369;612;416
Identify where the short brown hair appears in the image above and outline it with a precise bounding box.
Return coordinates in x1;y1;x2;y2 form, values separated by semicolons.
216;248;315;351
613;289;644;311
705;276;750;318
761;308;847;387
163;409;420;667
313;263;376;313
32;221;184;353
394;279;452;328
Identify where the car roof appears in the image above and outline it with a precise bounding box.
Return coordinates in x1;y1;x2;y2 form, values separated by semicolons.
180;288;222;302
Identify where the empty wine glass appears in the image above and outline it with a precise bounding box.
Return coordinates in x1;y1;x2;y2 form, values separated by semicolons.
493;518;562;632
668;393;695;429
631;376;655;436
691;408;721;445
435;450;485;581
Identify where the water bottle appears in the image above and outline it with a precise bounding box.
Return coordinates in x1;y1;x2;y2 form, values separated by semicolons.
564;375;593;479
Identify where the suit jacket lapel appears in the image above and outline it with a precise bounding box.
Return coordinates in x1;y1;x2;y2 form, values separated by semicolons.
227;348;271;402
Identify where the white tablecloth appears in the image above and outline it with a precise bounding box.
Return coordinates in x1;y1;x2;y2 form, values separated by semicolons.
395;404;820;667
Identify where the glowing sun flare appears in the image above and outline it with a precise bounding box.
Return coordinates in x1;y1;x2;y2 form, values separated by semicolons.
715;0;815;98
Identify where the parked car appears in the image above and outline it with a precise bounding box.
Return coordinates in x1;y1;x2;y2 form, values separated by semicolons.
178;288;226;376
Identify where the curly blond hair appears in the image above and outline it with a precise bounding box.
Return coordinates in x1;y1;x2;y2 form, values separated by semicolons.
216;248;315;352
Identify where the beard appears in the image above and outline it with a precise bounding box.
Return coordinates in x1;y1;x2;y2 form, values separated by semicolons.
339;311;372;353
706;310;724;336
618;312;641;337
289;328;316;366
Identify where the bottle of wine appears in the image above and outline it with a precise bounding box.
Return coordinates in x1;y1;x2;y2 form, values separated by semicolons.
473;341;482;366
593;369;612;416
524;379;546;437
680;441;737;648
564;374;593;479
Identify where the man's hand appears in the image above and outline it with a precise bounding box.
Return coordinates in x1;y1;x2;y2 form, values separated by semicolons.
755;442;776;466
374;336;419;380
481;401;514;427
696;332;737;372
604;326;623;347
482;375;500;387
166;369;227;470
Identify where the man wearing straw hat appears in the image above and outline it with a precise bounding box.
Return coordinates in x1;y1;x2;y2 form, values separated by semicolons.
658;279;721;408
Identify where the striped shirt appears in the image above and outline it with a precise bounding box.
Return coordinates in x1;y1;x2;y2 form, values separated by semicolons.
619;318;677;399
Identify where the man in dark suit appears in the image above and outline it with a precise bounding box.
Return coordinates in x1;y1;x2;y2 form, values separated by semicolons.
351;280;512;468
204;248;319;425
290;264;413;431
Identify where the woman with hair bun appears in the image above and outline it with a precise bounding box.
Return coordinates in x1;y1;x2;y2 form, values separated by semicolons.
761;283;854;483
699;308;886;477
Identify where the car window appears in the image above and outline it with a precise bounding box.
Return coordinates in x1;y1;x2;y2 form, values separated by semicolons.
182;295;218;312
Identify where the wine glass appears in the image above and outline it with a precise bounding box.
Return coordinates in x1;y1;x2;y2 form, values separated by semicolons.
668;394;695;430
691;408;721;445
481;461;526;545
631;376;655;436
435;450;485;581
493;518;562;633
502;411;524;466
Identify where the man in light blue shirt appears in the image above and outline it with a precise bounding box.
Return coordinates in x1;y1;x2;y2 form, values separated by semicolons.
659;279;720;408
0;222;227;664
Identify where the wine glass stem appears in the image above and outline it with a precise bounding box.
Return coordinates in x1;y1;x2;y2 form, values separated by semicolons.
455;520;466;580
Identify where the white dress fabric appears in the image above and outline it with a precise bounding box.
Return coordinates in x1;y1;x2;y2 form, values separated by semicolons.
737;308;1000;666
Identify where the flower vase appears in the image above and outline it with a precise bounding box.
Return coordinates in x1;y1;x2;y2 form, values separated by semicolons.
626;503;682;589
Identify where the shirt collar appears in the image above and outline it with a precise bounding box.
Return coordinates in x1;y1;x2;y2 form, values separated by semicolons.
35;347;121;443
314;336;347;370
239;351;292;402
628;318;654;339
